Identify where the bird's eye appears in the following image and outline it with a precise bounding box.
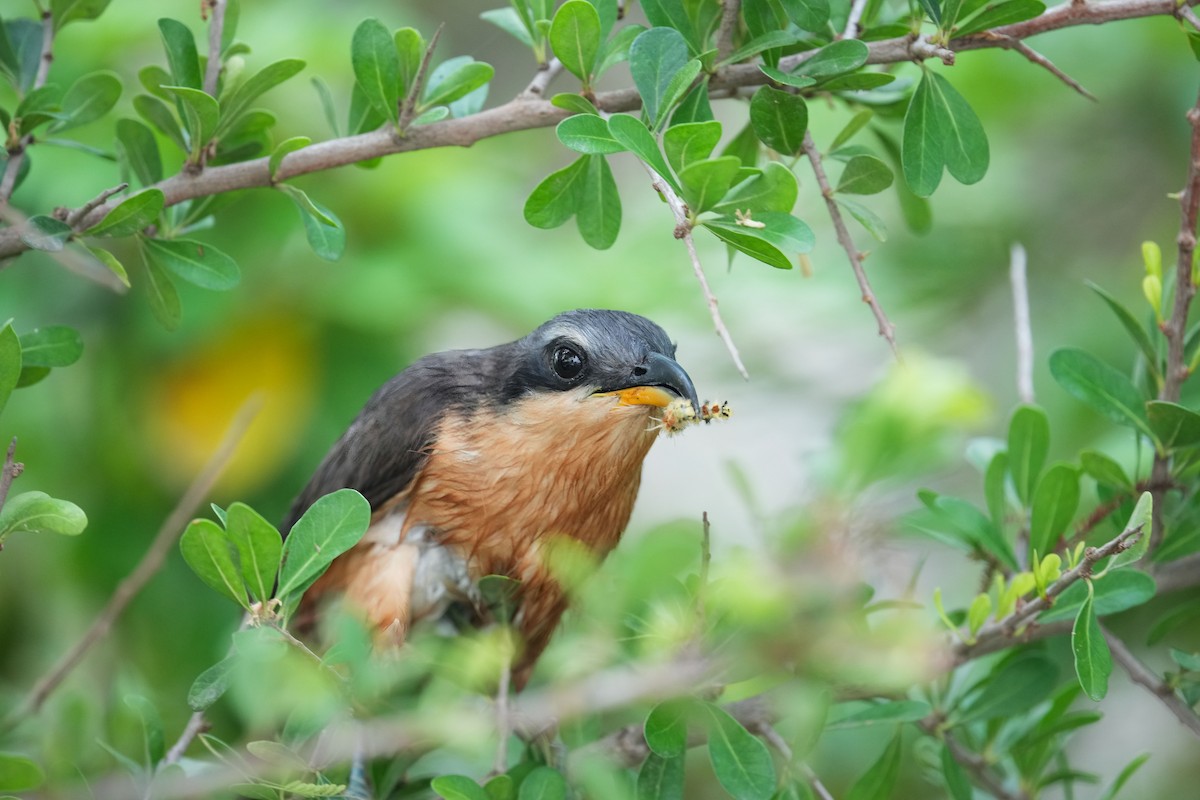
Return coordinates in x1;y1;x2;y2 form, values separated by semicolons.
551;345;585;380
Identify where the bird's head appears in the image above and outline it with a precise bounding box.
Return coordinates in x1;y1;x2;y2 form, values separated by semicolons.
499;309;699;414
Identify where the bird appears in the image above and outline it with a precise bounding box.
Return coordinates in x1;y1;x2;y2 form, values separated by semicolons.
282;309;699;689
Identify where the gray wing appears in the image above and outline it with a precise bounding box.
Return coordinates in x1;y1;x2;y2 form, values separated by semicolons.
280;348;495;534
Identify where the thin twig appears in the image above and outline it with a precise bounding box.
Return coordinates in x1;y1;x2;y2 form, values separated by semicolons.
1149;84;1200;552
3;398;261;725
1178;3;1200;30
65;182;129;228
801;763;836;800
716;0;742;62
521;58;564;99
640;162;750;379
994;36;1095;100
921;717;1031;800
0;11;53;205
842;0;871;39
800;131;900;358
202;0;227;97
0;437;21;518
1102;625;1200;739
953;521;1145;664
1010;242;1035;404
399;24;444;130
163;710;210;765
909;36;956;64
494;645;513;774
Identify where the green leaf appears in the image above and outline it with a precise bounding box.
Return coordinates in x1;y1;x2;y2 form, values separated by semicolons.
142;253;180;331
18;325;81;368
1086;281;1160;380
902;71;944;197
0;753;44;792
352;18;401;122
180;519;250;609
781;0;832;31
225;503;283;605
825;699;931;729
1147;401;1200;450
1029;464;1080;558
916;0;943;24
702;212;813;270
482;8;535;48
749;85;807;156
412;107;450;125
822;72;897;91
629;27;690;129
596;22;646;76
52;70;121;132
718;30;804;66
142;237;240;290
277;489;371;601
133;94;188;152
656;59;702;128
551;93;599;116
158;18;201;90
576;155;621;249
1007;404;1050;505
292;191;346;262
954;0;1046;37
1072;582;1112;701
116;118;162;187
432;775;490;800
607;113;680;193
87;245;129;287
663;120;722;175
713;162;798;215
670;80;714;126
679;156;741;214
87;189;164;238
1039;570;1157;623
1097;753;1151;800
836;197;888;242
485;774;516;800
831;110;874;152
138;64;173;100
836;155;893;195
218;58;305;137
704;703;775;800
269;135;311;179
926;72;989;186
797;40;869;79
1109;492;1153;571
955;653;1058;723
188;655;235;711
422;61;495;109
163;85;220;154
51;0;112;30
525;156;587;229
395;27;424;100
20;216;72;252
518;767;567;800
1080;450;1131;488
644;698;692;758
941;745;972;800
846;731;902;800
0;491;87;539
556;113;626;154
1170;648;1200;671
125;694;165;766
550;0;602;83
1049;348;1153;438
4;19;41;94
636;753;684;800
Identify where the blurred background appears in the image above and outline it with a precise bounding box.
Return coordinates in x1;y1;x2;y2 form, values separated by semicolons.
0;0;1197;795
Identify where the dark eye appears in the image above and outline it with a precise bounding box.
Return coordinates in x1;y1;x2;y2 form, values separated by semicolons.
552;345;585;380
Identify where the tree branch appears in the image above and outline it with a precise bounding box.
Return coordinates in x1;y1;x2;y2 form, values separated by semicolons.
520;57;564;100
2;398;260;727
842;0;872;39
994;36;1095;100
952;521;1145;665
64;182;128;228
1102;624;1200;740
0;0;1192;261
1010;242;1035;404
640;162;750;380
716;0;742;62
202;0;227;97
921;716;1032;800
801;131;900;358
0;10;54;206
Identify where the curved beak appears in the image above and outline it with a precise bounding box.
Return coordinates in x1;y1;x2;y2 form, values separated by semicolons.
600;352;700;413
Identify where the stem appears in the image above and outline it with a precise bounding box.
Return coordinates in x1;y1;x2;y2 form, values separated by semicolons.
1010;242;1035;404
202;0;227;97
